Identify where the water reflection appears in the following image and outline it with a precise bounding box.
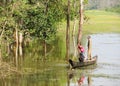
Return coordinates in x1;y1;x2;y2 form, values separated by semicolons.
0;63;68;86
67;34;120;86
67;65;96;86
67;70;90;86
0;34;120;86
87;75;92;86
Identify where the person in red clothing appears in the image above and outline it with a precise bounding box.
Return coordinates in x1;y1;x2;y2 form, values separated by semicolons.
78;43;85;62
78;44;84;53
78;75;85;86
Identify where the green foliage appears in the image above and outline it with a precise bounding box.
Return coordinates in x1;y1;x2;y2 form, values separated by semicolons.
0;0;91;59
0;0;83;43
84;0;88;4
0;0;66;44
23;6;56;43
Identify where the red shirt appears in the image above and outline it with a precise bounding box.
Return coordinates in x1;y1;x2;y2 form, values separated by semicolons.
78;45;84;53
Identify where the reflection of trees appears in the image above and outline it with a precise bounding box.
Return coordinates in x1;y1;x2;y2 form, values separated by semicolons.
0;62;68;86
67;69;87;86
88;75;92;86
67;69;75;86
67;68;94;86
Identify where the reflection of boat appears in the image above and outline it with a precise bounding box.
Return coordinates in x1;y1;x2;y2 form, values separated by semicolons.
69;55;98;69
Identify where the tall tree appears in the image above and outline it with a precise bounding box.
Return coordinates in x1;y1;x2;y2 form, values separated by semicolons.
77;0;84;44
71;0;78;58
66;0;70;61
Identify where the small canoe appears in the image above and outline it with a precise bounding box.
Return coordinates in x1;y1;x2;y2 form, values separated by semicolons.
69;55;98;69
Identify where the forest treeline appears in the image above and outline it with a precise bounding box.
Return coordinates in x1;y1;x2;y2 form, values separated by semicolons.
86;0;120;9
105;5;120;14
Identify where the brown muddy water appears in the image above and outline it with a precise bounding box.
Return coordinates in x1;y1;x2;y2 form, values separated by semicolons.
0;34;120;86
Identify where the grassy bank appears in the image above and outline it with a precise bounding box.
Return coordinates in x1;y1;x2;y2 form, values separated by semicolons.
83;10;120;34
58;10;120;35
56;10;120;59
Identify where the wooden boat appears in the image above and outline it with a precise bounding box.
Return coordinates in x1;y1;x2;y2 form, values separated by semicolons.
69;55;98;69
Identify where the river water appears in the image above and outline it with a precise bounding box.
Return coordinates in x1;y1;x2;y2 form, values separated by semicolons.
69;33;120;86
90;34;120;86
0;34;120;86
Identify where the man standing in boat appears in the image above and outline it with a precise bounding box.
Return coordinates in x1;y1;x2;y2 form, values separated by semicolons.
87;36;92;60
78;43;85;62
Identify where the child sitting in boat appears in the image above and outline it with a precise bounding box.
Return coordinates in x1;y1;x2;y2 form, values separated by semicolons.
78;43;85;62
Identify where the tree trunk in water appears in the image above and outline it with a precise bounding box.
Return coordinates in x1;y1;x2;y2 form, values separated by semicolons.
72;18;76;37
44;40;46;60
72;0;77;37
0;22;6;62
72;27;77;59
77;0;84;44
0;21;7;63
19;32;23;57
72;0;77;58
67;72;70;86
88;75;92;86
66;0;70;61
87;37;92;60
7;42;10;55
15;26;19;67
72;35;77;59
0;49;2;63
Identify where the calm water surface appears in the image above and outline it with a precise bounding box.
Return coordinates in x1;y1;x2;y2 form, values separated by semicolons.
0;34;120;86
91;34;120;86
67;34;120;86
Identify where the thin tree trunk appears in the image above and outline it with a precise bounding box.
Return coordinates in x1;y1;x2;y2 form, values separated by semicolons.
72;0;77;58
88;75;92;86
66;0;70;61
15;25;19;67
87;37;92;60
0;21;7;63
7;42;10;55
0;49;2;63
44;40;46;60
67;72;70;86
72;18;76;37
72;36;77;59
19;32;23;57
72;0;77;37
77;0;84;44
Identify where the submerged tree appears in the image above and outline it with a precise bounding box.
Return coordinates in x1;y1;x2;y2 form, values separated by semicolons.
0;0;89;62
23;0;65;59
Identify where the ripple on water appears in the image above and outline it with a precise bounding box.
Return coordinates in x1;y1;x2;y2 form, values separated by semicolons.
90;34;120;86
